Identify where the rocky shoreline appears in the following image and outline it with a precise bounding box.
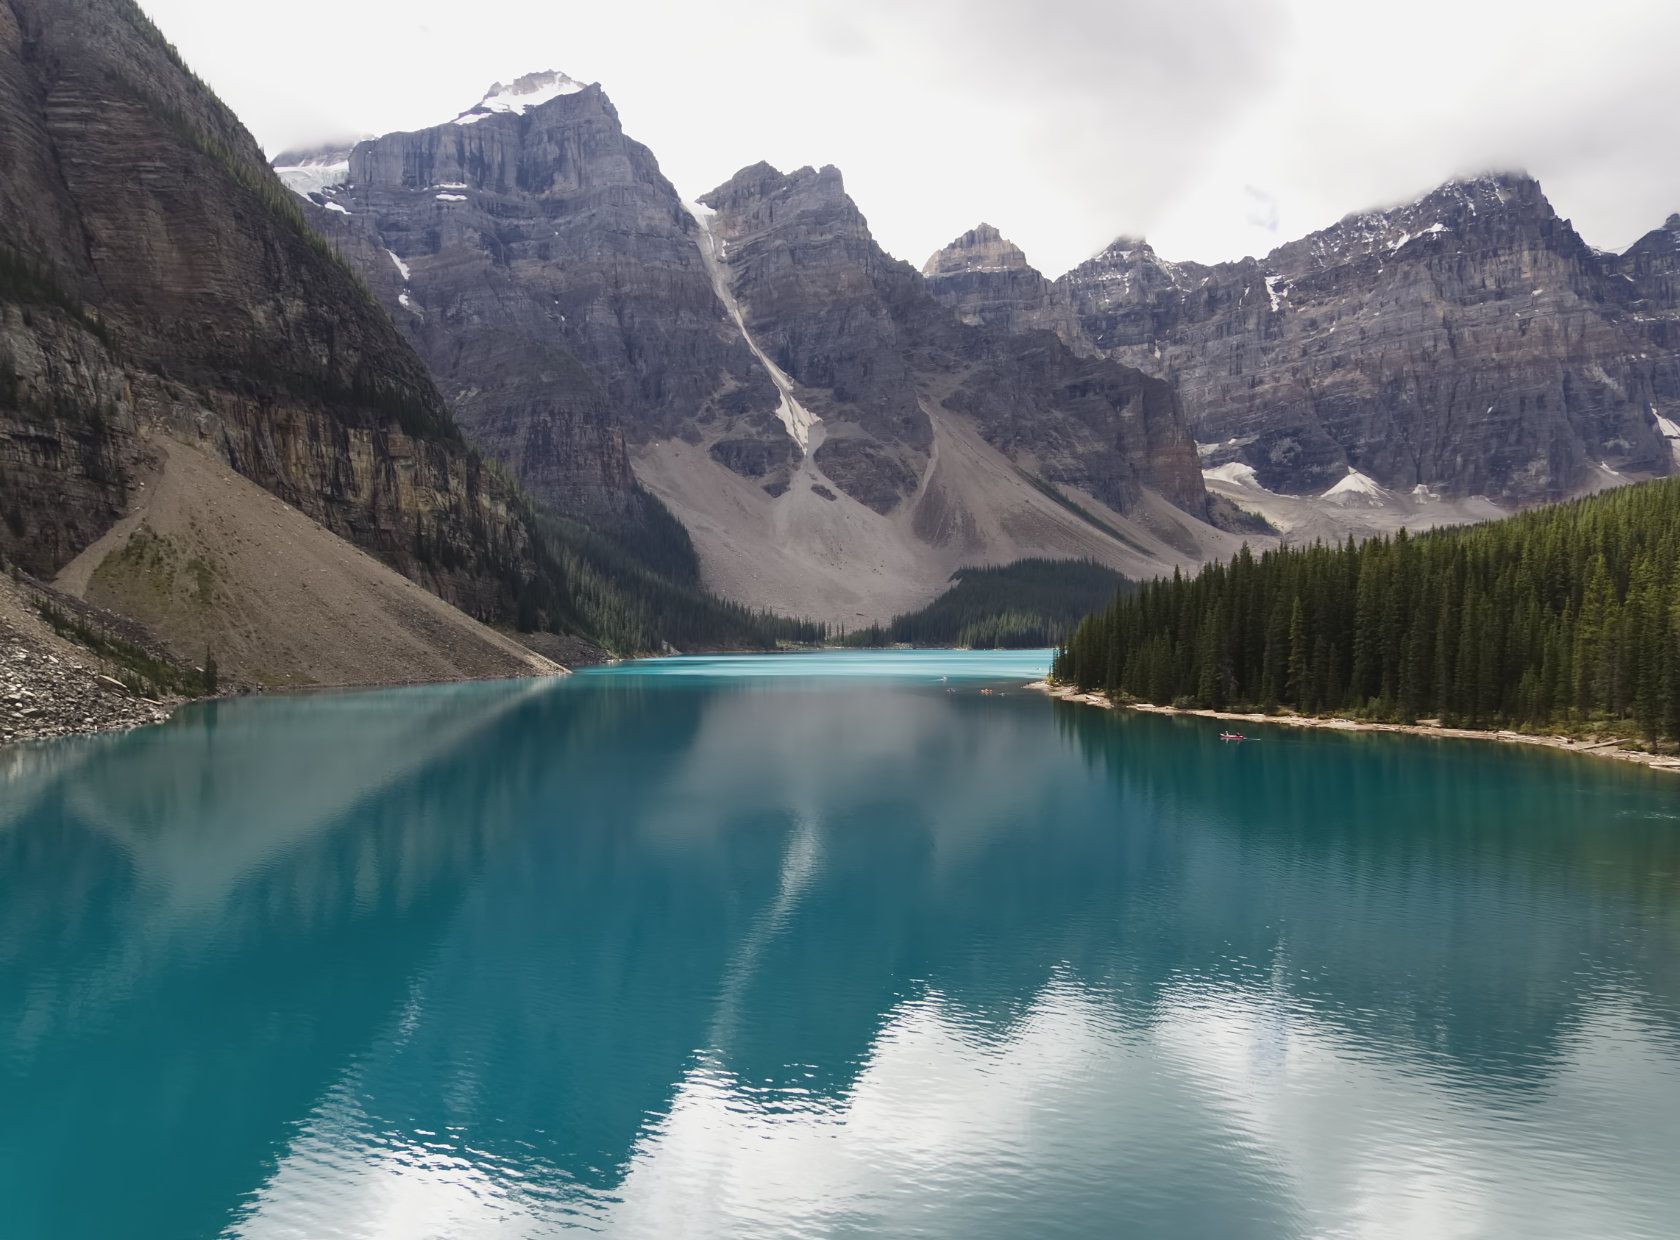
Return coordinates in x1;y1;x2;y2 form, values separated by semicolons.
1028;681;1680;776
1;539;585;753
2;627;183;748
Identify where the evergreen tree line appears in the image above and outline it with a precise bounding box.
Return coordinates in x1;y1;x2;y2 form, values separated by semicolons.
1052;478;1680;742
402;483;827;656
524;509;829;654
843;559;1130;649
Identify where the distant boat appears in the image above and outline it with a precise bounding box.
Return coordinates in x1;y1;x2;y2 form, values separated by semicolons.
1219;732;1246;742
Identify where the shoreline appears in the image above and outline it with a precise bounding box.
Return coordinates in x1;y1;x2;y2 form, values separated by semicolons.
1027;681;1680;776
0;667;574;753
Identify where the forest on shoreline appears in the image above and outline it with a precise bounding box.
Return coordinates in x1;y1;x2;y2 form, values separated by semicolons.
1053;478;1680;744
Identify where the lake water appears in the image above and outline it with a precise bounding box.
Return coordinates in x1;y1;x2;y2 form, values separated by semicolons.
2;649;1678;1239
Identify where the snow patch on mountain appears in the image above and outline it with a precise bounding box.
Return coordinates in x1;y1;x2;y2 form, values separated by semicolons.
452;70;585;125
1656;413;1680;464
684;201;821;453
273;156;350;199
1321;468;1388;507
1203;462;1266;490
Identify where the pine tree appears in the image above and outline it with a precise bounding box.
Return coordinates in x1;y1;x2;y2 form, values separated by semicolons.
1050;476;1680;745
1286;597;1307;709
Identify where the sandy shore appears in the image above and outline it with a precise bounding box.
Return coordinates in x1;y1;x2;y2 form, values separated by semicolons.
1027;681;1680;776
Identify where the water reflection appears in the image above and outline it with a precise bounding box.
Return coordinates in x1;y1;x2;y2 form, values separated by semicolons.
2;660;1677;1239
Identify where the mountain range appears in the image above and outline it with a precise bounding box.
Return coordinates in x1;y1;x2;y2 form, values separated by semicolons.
276;74;1250;626
279;70;1680;623
4;0;1678;695
927;176;1680;522
0;7;787;697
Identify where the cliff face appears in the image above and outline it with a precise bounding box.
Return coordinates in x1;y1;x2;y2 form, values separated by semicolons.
1612;212;1680;462
1617;213;1680;309
1055;174;1677;502
0;0;548;624
698;163;934;511
699;163;1209;518
921;223;1091;352
281;86;1227;623
305;91;1211;523
309;73;778;522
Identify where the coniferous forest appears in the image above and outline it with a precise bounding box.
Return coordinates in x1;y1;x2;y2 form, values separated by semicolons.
1052;478;1680;743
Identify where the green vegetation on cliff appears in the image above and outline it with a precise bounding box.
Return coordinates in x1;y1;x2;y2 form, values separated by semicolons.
1053;479;1680;742
525;507;828;655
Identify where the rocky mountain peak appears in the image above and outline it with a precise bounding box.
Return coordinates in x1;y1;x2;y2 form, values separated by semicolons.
1058;235;1206;313
1096;235;1153;261
921;223;1034;279
452;69;588;124
706;162;848;206
302;60;748;520
1414;171;1551;223
1615;209;1680;311
921;223;1092;352
700;163;872;255
1268;171;1555;276
1064;236;1184;281
1055;168;1675;504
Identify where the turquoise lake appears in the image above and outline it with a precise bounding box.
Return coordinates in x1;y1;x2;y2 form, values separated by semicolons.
2;648;1678;1238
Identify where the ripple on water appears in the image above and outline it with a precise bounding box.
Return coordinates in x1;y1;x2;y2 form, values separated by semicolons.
0;651;1675;1239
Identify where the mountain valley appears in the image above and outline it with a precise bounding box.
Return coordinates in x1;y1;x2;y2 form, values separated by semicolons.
4;1;1679;703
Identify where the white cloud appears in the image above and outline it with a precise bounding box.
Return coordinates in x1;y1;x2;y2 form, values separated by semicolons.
228;979;1680;1238
138;0;1680;274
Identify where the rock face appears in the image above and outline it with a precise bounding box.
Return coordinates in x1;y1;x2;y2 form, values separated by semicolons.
0;0;555;629
697;162;1210;518
308;74;778;524
1053;174;1677;502
1617;213;1680;309
286;82;1231;622
697;163;933;511
1610;212;1680;462
921;224;1090;352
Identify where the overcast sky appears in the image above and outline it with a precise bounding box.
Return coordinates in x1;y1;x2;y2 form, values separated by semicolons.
141;0;1680;276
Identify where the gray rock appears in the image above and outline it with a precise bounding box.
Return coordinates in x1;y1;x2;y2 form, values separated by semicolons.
303;78;780;523
291;89;1216;533
0;0;559;628
922;224;1092;352
699;163;1210;517
1057;173;1678;502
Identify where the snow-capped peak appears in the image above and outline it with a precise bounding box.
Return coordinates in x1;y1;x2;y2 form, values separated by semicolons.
453;70;586;125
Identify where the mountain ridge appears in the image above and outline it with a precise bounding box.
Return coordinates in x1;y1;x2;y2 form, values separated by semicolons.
919;170;1678;505
278;84;1240;624
266;72;1680;615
